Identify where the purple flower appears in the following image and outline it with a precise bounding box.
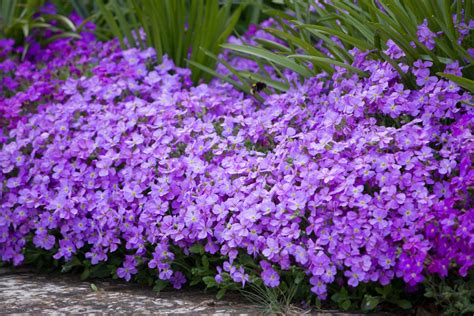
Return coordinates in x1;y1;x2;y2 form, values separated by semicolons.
170;271;186;289
33;233;55;250
344;268;365;287
215;266;224;284
262;238;280;260
125;133;145;148
1;18;472;300
439;159;456;175
261;264;280;288
384;39;405;59
117;256;138;281
416;19;438;50
123;183;144;202
293;245;308;265
53;239;76;260
159;265;173;280
310;276;327;299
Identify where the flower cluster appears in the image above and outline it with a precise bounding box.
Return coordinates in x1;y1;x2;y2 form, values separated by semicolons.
0;13;99;134
0;20;473;300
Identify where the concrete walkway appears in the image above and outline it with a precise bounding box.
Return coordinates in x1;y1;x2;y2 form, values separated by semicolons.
0;268;260;315
0;268;374;315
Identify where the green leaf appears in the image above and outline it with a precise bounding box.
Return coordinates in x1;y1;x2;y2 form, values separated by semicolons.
288;54;368;77
299;24;372;50
187;60;252;97
331;288;348;303
90;265;112;278
361;295;380;312
153;280;168;293
248;0;262;24
203;276;217;288
437;72;474;93
42;14;76;32
237;253;259;268
0;0;17;27
97;0;124;48
294;272;304;285
90;283;98;292
375;284;393;298
341;300;351;311
81;268;91;281
61;256;81;273
263;7;296;21
326;1;374;40
254;38;291;53
216;288;226;300
189;244;205;255
190;276;203;286
70;0;89;19
43;32;81;44
424;289;434;298
110;0;136;48
264;27;334;74
221;43;314;77
202;255;209;270
395;299;413;310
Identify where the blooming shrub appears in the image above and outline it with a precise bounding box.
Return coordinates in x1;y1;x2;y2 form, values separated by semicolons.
0;20;473;307
0;14;98;133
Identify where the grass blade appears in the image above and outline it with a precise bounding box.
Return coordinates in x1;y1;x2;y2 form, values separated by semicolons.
221;43;314;77
288;54;367;77
437;72;474;93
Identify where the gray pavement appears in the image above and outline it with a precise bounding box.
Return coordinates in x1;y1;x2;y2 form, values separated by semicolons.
0;268;376;315
0;268;260;315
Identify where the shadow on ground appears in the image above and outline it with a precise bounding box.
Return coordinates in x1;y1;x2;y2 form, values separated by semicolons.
0;268;394;315
0;267;262;314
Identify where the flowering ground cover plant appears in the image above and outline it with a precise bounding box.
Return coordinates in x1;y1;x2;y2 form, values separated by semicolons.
217;0;474;94
0;11;96;133
1;8;474;316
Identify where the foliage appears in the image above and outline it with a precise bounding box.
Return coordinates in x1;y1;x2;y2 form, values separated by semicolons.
240;280;308;314
0;26;107;130
216;0;474;92
94;0;244;83
329;282;414;312
424;272;474;316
